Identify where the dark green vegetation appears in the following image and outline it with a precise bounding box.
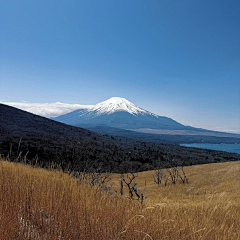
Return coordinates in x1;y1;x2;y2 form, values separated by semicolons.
78;124;240;145
1;104;240;173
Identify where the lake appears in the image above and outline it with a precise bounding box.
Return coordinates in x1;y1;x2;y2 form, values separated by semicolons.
180;143;240;154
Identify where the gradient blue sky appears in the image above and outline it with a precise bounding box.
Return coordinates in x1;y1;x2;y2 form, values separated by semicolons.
1;0;240;133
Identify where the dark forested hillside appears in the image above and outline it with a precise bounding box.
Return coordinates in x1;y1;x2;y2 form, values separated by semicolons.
0;104;91;138
76;124;240;145
1;104;240;173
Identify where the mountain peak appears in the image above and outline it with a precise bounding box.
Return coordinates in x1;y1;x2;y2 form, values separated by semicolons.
98;97;131;105
53;97;187;130
93;97;147;115
105;96;128;102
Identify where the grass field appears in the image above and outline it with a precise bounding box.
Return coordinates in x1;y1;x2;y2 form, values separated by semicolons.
0;158;239;239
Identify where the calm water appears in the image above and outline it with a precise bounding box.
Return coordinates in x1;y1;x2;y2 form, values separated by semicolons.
180;143;240;154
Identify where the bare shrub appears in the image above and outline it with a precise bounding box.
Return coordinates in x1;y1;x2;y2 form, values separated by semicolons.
153;158;188;186
152;159;164;185
177;165;188;183
120;173;146;204
167;166;178;184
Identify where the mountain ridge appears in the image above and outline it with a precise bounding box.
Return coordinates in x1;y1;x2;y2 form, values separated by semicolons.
0;103;92;139
53;97;190;130
52;97;240;142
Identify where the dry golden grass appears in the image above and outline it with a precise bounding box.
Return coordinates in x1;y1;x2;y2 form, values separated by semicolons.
111;161;240;239
0;158;240;239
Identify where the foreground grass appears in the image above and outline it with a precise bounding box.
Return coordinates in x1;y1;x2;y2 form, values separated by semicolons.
0;159;240;239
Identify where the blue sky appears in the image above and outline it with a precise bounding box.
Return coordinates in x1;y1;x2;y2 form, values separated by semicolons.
1;0;240;133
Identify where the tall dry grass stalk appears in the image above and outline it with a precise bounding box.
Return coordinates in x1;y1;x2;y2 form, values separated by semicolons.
0;157;240;239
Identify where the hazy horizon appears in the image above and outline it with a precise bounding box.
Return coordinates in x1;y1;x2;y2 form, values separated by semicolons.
1;98;240;134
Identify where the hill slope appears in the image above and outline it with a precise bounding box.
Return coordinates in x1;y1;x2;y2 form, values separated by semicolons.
1;158;240;239
0;103;91;138
1;103;240;173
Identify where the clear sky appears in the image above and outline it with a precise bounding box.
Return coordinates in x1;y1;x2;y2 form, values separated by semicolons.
0;0;240;133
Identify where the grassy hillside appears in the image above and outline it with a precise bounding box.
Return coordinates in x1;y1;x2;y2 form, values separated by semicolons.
0;157;239;239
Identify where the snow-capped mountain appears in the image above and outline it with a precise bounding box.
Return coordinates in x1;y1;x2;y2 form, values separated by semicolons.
91;97;148;115
53;97;191;130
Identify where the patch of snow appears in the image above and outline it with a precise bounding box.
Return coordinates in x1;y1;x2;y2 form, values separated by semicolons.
91;97;148;115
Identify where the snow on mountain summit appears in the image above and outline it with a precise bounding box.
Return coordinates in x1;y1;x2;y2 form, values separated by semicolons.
92;97;148;115
53;97;187;130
